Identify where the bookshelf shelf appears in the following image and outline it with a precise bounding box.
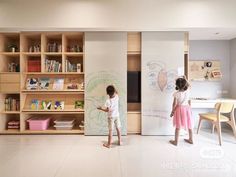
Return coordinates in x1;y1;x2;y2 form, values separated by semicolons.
0;32;85;135
0;111;20;114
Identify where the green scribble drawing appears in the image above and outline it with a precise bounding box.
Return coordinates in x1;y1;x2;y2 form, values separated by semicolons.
85;71;127;135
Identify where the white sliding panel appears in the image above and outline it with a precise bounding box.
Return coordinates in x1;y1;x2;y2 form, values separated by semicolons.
142;32;184;135
85;32;127;135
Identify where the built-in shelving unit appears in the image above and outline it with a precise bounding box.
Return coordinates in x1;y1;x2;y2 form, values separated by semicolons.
0;32;85;134
127;32;141;134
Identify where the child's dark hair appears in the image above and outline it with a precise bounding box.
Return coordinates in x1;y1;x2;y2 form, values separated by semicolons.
175;78;189;91
106;85;115;97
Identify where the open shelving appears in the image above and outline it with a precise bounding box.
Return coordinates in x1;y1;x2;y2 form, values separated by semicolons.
0;32;85;134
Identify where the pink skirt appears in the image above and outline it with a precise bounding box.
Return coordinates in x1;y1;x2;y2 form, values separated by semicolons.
173;105;193;130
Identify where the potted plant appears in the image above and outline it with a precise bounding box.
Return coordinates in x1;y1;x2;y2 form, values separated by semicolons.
7;43;18;52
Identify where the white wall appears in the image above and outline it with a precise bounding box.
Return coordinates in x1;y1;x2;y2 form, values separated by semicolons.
230;39;236;98
1;0;236;30
189;40;230;99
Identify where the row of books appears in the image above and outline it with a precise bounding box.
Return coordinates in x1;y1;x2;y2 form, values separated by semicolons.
28;58;41;72
45;59;62;72
26;77;84;90
4;97;20;111
30;100;84;110
8;62;20;72
65;59;82;72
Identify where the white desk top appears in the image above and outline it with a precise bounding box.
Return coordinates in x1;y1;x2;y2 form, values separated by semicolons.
190;98;236;109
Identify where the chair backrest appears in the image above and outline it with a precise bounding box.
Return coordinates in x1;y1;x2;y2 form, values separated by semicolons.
215;102;234;113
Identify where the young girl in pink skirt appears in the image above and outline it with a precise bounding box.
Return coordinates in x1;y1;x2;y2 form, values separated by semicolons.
170;76;193;146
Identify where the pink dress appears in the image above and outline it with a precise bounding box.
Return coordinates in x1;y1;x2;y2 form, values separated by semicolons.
173;90;193;130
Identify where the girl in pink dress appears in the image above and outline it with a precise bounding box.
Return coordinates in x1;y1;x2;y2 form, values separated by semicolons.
170;76;193;146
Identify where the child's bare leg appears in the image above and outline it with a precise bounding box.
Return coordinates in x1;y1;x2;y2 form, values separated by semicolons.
170;128;179;146
116;128;122;145
103;130;112;148
184;129;193;144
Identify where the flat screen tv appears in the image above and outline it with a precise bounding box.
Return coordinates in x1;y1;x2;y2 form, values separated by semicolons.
127;71;141;103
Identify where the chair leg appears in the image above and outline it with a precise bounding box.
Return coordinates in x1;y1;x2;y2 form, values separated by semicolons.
227;121;236;138
215;122;222;146
197;117;202;134
212;124;215;134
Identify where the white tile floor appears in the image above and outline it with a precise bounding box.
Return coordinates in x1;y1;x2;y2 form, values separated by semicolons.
0;129;236;177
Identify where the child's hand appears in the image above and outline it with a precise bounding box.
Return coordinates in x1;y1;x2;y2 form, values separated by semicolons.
170;111;174;117
97;106;102;110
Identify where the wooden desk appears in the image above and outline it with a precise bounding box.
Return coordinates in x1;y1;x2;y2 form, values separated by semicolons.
191;98;236;109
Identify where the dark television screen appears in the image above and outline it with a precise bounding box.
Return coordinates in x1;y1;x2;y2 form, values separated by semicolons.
127;71;141;103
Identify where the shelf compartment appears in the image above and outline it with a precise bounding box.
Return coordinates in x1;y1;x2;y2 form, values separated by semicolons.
0;54;20;72
65;56;83;73
63;33;83;53
0;33;20;52
43;55;62;72
43;33;62;53
0;113;20;132
22;55;41;72
21;33;41;53
0;73;20;93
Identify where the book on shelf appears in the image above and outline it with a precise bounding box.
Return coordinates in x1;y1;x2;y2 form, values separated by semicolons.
7;120;20;130
28;58;41;72
65;59;82;72
74;100;84;109
53;78;64;90
26;78;39;90
54;101;65;110
41;100;52;110
38;78;50;90
4;97;20;111
45;59;62;72
31;99;39;110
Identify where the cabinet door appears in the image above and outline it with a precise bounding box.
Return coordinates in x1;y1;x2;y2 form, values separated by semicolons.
142;32;184;135
85;32;127;135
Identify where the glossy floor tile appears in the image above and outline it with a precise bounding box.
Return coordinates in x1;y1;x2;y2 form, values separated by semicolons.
0;129;236;177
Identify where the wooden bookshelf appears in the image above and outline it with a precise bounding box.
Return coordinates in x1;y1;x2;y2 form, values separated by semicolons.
0;32;85;134
127;32;141;134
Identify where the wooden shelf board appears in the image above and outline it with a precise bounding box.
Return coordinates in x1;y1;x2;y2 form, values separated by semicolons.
0;92;20;94
64;52;83;56
43;52;62;55
23;72;84;75
0;111;20;114
22;52;41;56
0;129;20;134
127;51;141;55
0;52;20;56
0;72;20;74
22;90;84;93
23;129;84;134
22;109;84;114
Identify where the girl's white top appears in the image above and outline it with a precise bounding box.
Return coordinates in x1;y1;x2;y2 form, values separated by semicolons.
173;89;190;106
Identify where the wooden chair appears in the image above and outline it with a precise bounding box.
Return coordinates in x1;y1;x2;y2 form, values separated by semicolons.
197;102;236;145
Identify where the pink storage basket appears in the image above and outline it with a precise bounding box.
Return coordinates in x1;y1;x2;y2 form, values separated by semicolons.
27;117;50;130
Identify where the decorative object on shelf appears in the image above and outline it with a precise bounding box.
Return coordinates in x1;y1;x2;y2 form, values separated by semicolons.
53;78;64;90
211;69;222;78
8;62;20;72
66;78;79;90
45;58;62;72
7;120;20;130
77;63;81;73
28;58;41;72
31;99;39;110
7;43;18;52
4;97;20;111
29;44;40;52
41;100;52;110
75;100;84;109
47;42;62;52
26;78;39;90
54;101;65;110
65;59;81;72
67;45;82;52
38;78;50;90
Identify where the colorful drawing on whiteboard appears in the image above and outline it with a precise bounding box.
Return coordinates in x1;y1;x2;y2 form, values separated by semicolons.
146;60;177;92
85;71;126;135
